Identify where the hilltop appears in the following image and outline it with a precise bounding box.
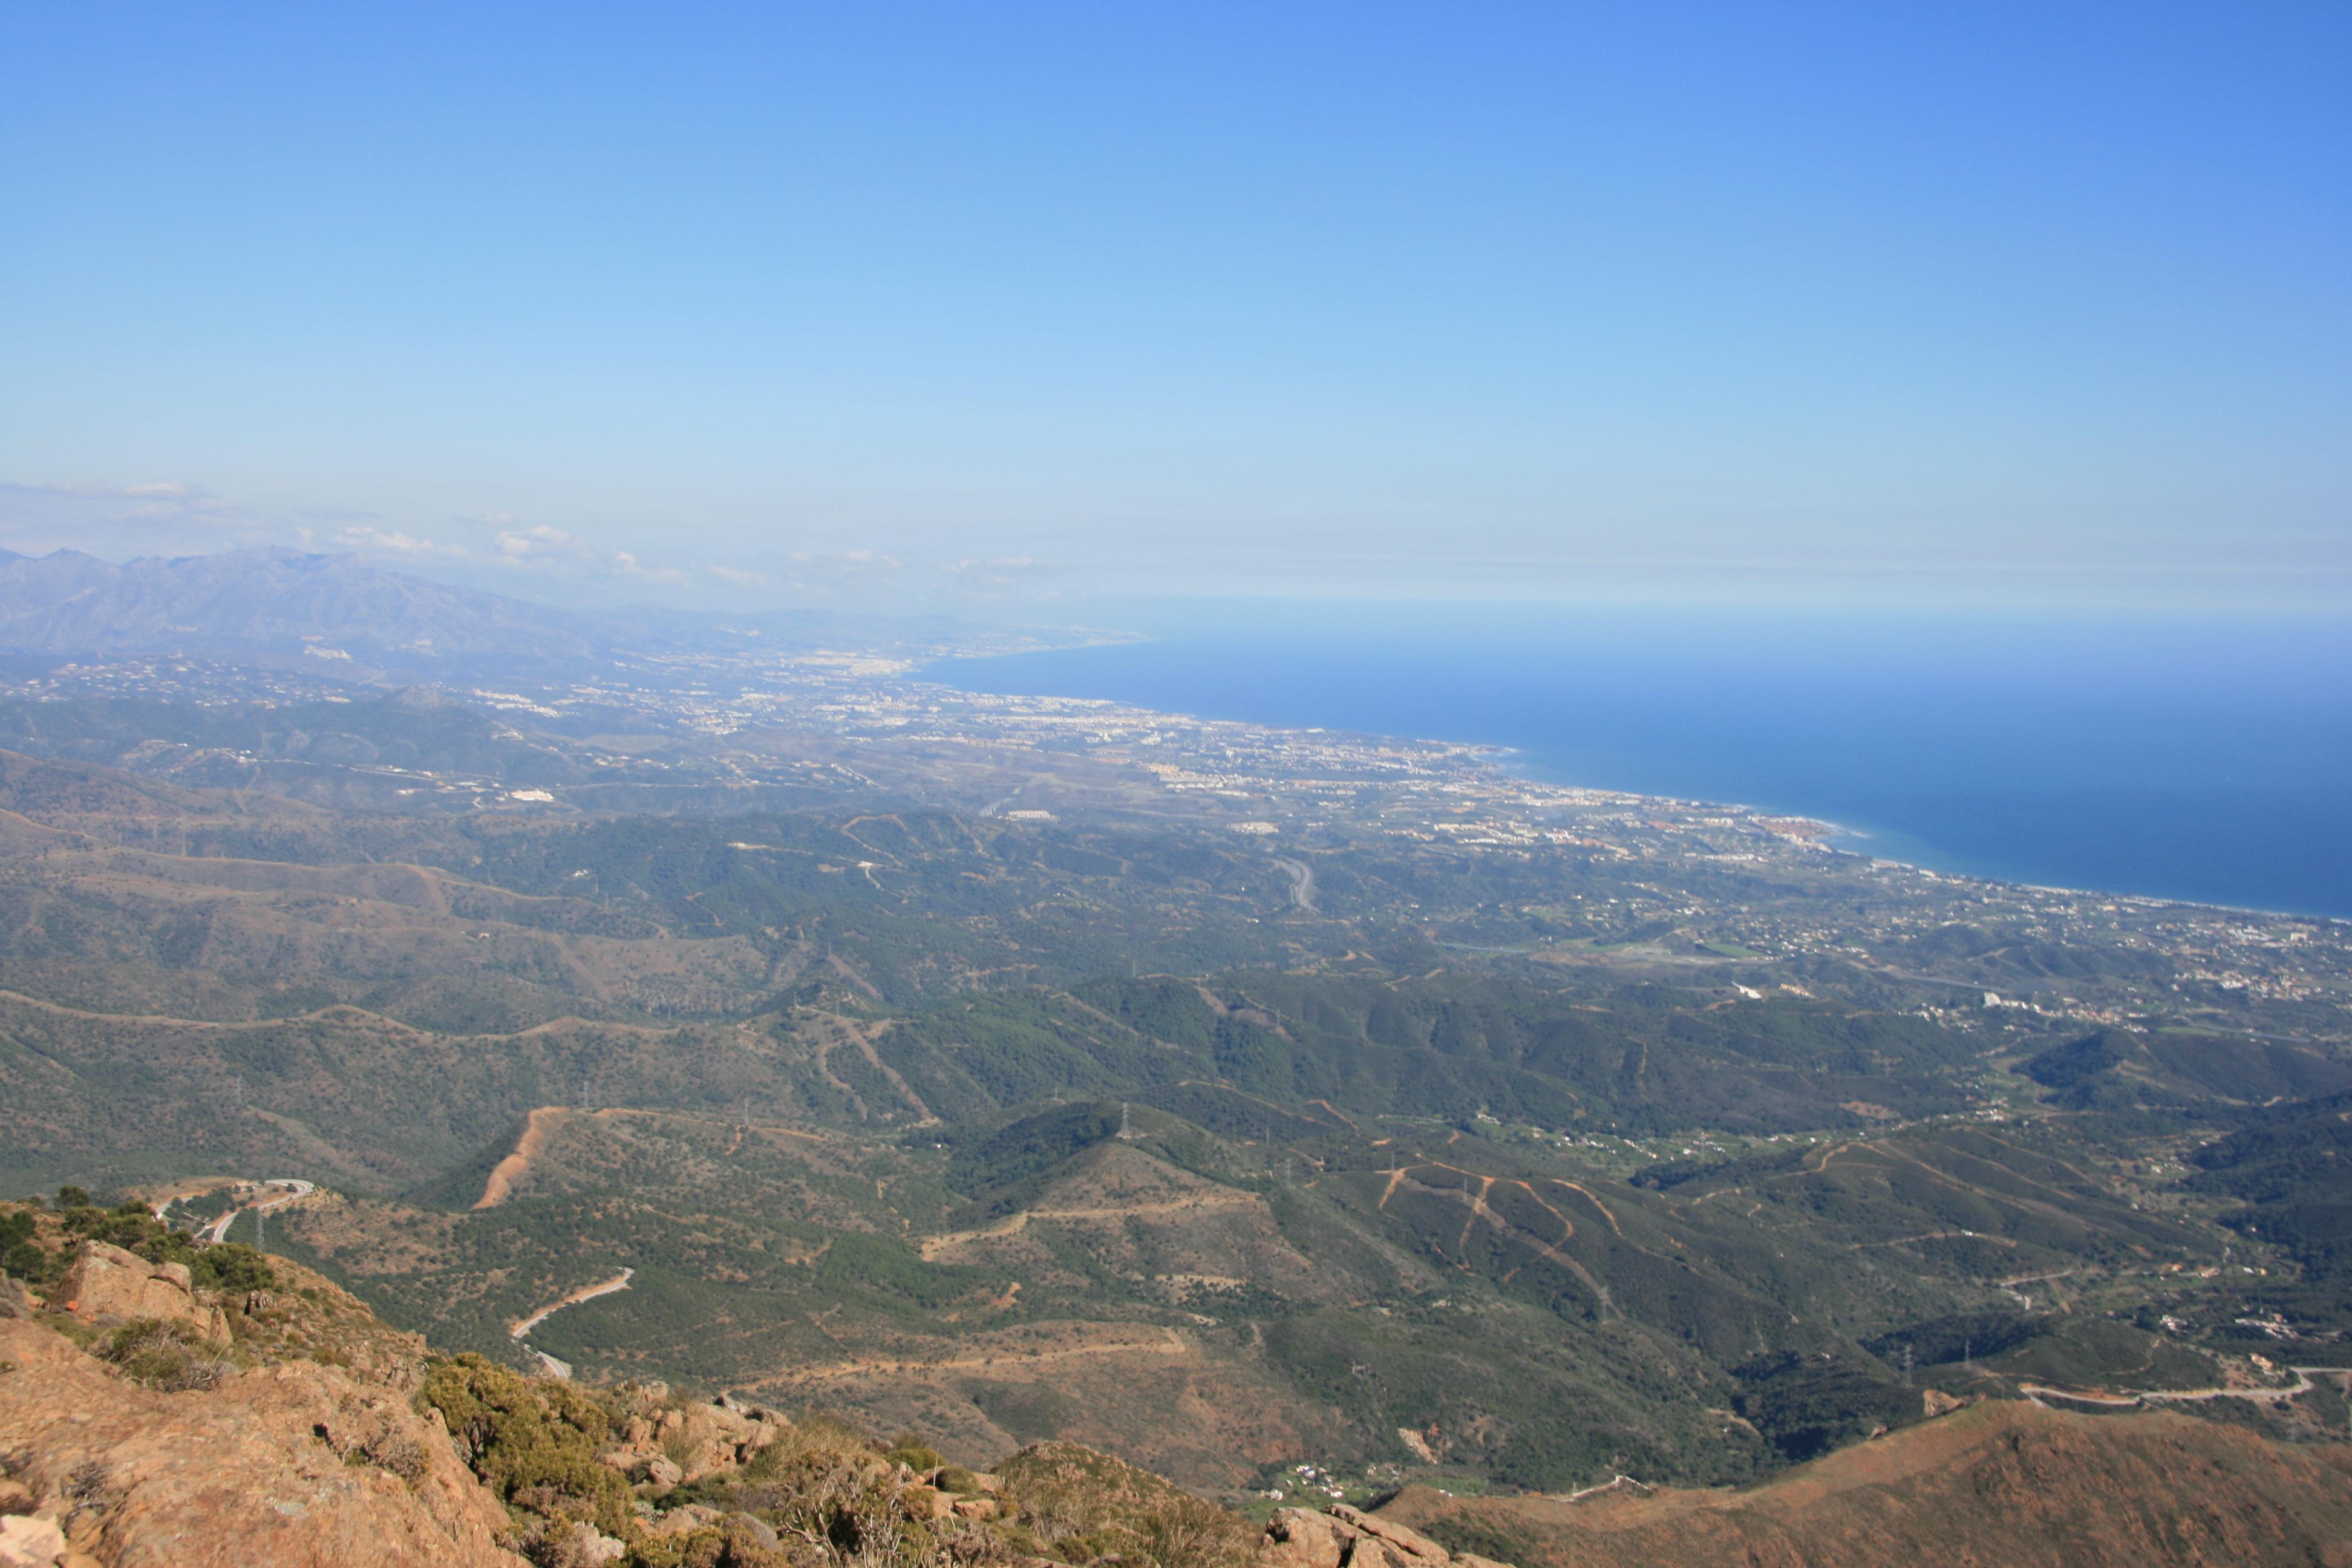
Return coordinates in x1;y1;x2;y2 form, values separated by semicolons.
1378;1397;2352;1568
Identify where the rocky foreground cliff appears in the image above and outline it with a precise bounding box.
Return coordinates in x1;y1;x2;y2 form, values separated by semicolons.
0;1198;1471;1568
4;1197;2351;1568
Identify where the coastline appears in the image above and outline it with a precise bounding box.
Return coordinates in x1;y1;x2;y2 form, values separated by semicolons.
927;643;2348;926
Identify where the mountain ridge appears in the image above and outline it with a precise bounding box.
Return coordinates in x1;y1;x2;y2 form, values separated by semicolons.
0;546;629;680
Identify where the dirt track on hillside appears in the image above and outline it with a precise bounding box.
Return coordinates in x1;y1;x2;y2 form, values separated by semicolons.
473;1106;566;1209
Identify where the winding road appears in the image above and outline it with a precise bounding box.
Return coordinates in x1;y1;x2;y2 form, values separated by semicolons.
2022;1366;2339;1408
194;1180;315;1244
507;1267;635;1380
1273;857;1316;912
511;1268;636;1340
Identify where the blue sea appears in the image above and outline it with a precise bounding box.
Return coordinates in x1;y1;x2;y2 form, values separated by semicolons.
936;601;2352;919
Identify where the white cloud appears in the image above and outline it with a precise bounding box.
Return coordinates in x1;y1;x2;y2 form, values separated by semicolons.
708;564;769;587
493;524;580;564
0;479;267;556
611;550;690;586
340;524;470;558
937;555;1071;601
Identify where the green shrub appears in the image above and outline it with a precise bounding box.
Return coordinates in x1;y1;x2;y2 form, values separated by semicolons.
883;1440;943;1473
417;1354;629;1535
100;1317;232;1392
1000;1442;1254;1568
189;1243;275;1294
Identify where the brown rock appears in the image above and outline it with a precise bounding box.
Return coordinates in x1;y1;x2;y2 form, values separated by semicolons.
1343;1538;1406;1568
0;1278;40;1322
0;1317;524;1567
564;1521;627;1566
728;1512;782;1550
952;1496;998;1520
0;1478;33;1514
1331;1505;1449;1564
0;1514;67;1567
1260;1508;1354;1568
643;1456;685;1488
642;1503;723;1539
54;1244;228;1342
904;1485;956;1520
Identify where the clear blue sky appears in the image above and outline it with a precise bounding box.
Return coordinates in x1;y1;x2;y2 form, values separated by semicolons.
3;1;2345;610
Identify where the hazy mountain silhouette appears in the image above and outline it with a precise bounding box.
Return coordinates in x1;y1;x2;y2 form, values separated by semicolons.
0;547;599;664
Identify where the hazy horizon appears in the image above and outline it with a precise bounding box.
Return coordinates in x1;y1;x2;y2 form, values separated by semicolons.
5;3;2348;615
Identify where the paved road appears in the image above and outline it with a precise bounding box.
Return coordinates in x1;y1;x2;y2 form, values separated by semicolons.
511;1269;637;1382
197;1179;315;1244
1273;857;1316;912
2023;1366;2336;1408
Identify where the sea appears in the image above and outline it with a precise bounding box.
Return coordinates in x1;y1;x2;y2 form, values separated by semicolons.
933;601;2352;920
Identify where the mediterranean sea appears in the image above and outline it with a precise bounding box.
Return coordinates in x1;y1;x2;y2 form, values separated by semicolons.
935;601;2352;920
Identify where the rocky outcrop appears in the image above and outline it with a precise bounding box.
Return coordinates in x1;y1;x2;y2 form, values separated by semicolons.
0;1515;71;1568
1258;1503;1515;1568
0;1318;523;1568
595;1391;784;1483
0;1277;38;1322
53;1244;229;1342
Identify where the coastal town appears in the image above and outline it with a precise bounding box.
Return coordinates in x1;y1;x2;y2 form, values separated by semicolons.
5;627;2340;1051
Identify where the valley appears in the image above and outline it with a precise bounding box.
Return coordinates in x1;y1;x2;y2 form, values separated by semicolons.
0;552;2344;1557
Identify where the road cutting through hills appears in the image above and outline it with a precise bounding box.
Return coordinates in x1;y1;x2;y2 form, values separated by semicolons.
194;1179;316;1243
511;1269;636;1339
474;1106;570;1209
916;1189;1261;1260
775;1325;1191;1382
2022;1367;2329;1408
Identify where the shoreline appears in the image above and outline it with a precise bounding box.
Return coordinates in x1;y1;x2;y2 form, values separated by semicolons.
929;646;2349;927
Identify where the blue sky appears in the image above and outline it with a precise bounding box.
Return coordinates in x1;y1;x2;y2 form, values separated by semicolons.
2;2;2345;610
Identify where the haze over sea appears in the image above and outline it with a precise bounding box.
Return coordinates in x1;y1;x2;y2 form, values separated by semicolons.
940;603;2352;920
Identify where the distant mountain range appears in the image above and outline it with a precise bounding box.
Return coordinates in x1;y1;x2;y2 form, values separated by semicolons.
0;546;1030;679
0;547;601;667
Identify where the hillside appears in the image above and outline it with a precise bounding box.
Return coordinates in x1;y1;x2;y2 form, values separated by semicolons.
1377;1398;2352;1568
0;1194;1393;1568
5;1192;2348;1568
0;741;2347;1509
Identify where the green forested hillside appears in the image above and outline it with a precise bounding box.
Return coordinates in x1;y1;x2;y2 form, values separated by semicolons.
2;745;2345;1498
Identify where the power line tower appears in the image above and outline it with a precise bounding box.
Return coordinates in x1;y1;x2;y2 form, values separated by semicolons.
1117;1102;1134;1140
1900;1343;1913;1388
